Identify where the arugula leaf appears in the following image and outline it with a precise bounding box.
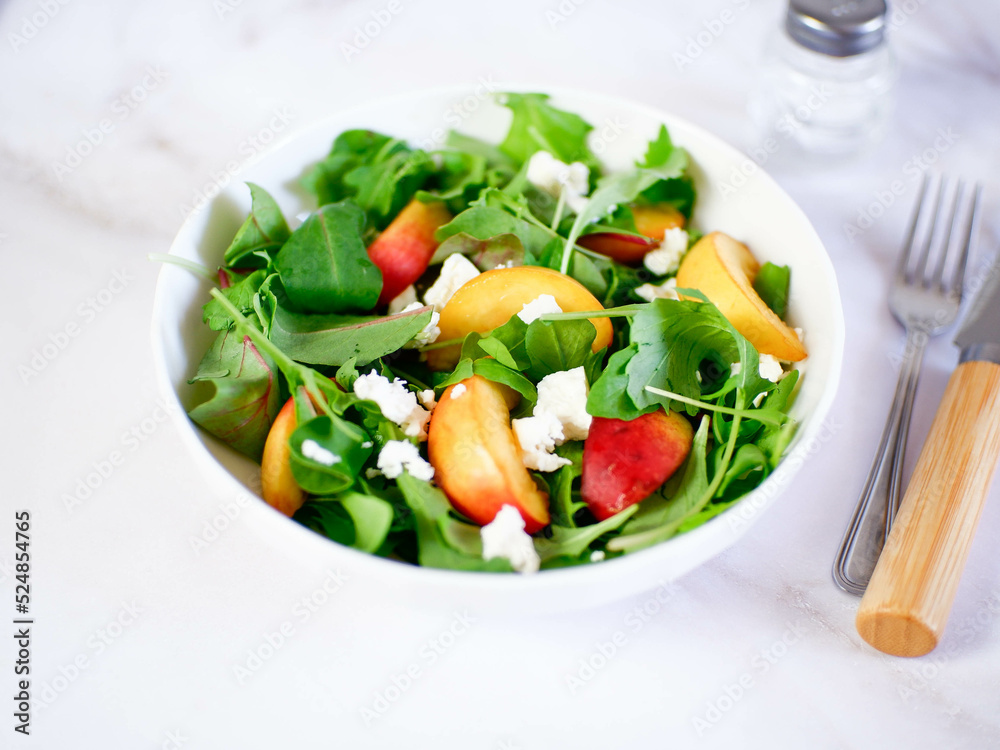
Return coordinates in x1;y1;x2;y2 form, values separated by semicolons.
337;492;395;553
430;232;528;270
536;505;638;564
753;262;791;320
274;201;382;314
202;269;267;331
524;318;597;380
346;146;435;228
498;92;598;170
396;474;512;572
586;345;641;419
294;501;355;546
287;414;373;495
187;330;282;462
463;313;530;370
471;358;537;407
625;299;769;416
223;183;291;268
435;205;553;258
445;130;518;172
301;130;396;207
269;298;433;367
548;442;586;527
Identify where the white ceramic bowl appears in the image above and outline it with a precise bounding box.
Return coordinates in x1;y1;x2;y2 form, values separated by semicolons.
151;86;844;614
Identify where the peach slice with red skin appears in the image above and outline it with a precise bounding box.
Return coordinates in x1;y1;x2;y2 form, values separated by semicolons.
427;375;550;533
426;266;614;371
577;204;686;265
582;410;694;521
675;231;807;362
368;199;452;306
261;397;307;517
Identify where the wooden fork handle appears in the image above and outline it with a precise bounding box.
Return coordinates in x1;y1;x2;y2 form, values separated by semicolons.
856;360;1000;656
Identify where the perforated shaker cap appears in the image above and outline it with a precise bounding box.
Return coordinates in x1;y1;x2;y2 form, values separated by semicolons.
786;0;887;57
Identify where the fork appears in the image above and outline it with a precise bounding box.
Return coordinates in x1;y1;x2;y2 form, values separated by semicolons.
833;174;979;596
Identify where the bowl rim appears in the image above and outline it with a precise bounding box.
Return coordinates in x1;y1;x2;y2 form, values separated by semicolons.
151;83;845;592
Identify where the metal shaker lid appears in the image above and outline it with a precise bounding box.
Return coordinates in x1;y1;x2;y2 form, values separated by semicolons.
786;0;888;57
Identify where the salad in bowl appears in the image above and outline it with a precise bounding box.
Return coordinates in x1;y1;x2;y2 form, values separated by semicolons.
171;92;825;577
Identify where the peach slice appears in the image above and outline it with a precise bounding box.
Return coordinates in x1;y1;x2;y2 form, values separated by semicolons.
675;232;807;362
368;199;452;306
425;266;614;371
577;204;686;265
261;397;306;517
427;375;550;533
632;204;685;238
581;410;694;521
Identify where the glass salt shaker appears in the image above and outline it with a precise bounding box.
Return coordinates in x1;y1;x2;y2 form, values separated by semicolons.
750;0;897;157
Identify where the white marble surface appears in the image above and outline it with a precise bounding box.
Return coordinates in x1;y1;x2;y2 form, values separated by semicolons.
3;0;1000;747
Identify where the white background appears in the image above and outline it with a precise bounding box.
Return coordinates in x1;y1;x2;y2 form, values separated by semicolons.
2;0;1000;748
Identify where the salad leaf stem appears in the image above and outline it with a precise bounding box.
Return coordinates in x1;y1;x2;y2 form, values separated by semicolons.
550;186;567;231
643;385;787;427
538;308;638;322
418;336;465;352
148;253;216;282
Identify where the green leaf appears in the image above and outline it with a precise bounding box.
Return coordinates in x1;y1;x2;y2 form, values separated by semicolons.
752;262;791;320
626;299;769;415
430;231;528;270
268;295;433;367
467;314;530;370
435;205;553;258
339;492;395;553
274;201;382;314
498;92;598;169
587;345;642;419
524;318;598;380
445;130;518;172
301;130;395;207
294;501;355;546
187;330;282;462
223;183;291;267
548;442;586;527
536;505;638;564
396;474;513;572
472;358;537;406
288;414;373;495
346;147;435;229
202;269;267;331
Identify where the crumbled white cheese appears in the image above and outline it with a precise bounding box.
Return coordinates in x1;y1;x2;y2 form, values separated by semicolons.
512;412;571;472
635;277;679;302
494;260;515;269
377;440;435;481
399;301;441;348
361;441;373;449
517;294;563;324
423;254;480;312
480;505;540;574
535;367;592;441
301;439;341;466
730;362;742;376
753;392;767;408
590;550;606;562
418;390;437;410
387;285;418;314
353;372;432;440
794;327;804;343
643;227;689;276
758;354;786;383
525;150;591;213
450;383;467;399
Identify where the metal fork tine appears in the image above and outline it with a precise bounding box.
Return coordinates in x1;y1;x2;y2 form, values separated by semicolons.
929;178;962;290
911;174;944;285
897;174;930;281
947;182;982;296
